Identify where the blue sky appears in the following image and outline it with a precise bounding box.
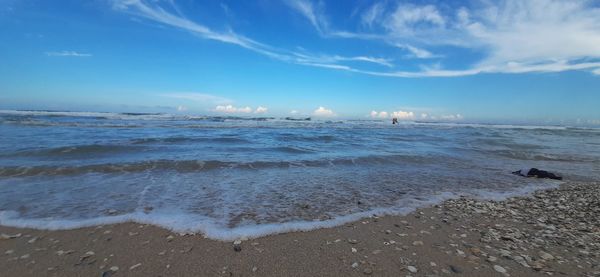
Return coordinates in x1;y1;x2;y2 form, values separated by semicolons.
1;0;600;124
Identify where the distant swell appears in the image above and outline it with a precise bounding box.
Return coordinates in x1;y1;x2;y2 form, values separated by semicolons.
3;144;143;158
131;136;250;144
0;154;442;177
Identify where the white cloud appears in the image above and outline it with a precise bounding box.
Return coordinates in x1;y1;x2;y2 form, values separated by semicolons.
255;106;268;114
391;110;415;120
160;93;232;105
176;105;187;111
45;51;92;57
377;0;600;76
440;114;463;120
290;110;299;114
594;68;600;76
385;4;445;37
370;111;389;118
313;106;335;117
215;105;252;113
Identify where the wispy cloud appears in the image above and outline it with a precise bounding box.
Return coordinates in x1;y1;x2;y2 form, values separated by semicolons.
114;0;600;78
394;44;439;59
45;51;92;57
285;0;328;35
288;0;600;76
112;0;392;72
160;93;232;105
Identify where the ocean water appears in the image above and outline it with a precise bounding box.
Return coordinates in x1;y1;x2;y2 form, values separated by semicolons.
0;110;599;240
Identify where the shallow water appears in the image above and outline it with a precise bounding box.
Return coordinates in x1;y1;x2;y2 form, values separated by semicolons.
0;110;599;240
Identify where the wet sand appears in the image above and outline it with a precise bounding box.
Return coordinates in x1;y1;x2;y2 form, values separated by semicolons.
1;182;598;276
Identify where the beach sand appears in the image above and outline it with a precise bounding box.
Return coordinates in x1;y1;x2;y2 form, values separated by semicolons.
1;182;598;277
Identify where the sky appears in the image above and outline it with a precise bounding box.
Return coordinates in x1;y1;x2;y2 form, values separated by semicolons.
1;0;600;124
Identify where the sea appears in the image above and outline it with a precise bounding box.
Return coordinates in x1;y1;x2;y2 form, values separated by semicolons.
0;110;599;240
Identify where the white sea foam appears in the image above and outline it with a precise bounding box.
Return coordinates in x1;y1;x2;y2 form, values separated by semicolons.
0;182;559;241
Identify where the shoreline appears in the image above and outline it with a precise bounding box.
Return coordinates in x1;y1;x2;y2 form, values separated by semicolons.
1;182;598;276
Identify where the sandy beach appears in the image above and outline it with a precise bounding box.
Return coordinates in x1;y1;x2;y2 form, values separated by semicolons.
1;182;598;277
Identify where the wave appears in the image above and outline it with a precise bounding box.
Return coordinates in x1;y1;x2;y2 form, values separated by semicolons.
0;181;559;241
277;134;338;143
2;144;144;158
131;136;250;144
486;149;590;162
0;154;445;177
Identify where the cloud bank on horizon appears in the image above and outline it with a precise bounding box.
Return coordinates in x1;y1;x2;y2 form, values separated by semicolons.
112;0;600;78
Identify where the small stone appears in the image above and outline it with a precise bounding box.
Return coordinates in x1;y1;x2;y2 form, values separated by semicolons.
129;263;141;270
20;254;30;259
348;239;359;244
27;237;38;244
351;247;357;253
363;268;373;275
430;262;437;267
166;235;174;242
531;261;544;271
449;265;462;273
487;256;498;262
0;233;22;240
493;265;507;273
407;266;418;273
5;249;14;255
252;266;258;272
56;250;74;256
539;251;554;260
110;266;119;272
351;262;359;268
412;241;423;246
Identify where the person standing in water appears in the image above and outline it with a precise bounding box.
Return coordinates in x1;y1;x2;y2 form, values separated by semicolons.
392;118;398;124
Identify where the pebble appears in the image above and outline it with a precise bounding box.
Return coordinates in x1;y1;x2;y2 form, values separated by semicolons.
129;263;142;270
449;265;462;273
5;249;14;255
110;266;119;272
412;241;423;246
351;262;359;268
0;233;22;240
363;268;373;275
351;247;357;253
407;266;418;273
493;265;507;273
539;251;554;260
